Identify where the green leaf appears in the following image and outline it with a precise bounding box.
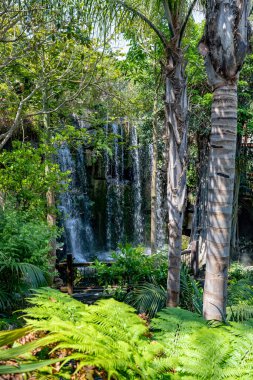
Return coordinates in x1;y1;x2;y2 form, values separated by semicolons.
0;358;67;374
0;327;31;348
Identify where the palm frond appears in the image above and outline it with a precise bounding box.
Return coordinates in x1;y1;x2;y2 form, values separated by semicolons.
126;282;167;318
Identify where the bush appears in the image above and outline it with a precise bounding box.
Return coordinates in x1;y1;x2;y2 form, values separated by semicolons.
94;244;168;289
0;205;57;311
0;206;56;272
227;263;253;322
93;245;202;317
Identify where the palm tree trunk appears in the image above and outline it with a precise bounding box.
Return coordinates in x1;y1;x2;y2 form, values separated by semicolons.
166;57;188;307
203;84;237;320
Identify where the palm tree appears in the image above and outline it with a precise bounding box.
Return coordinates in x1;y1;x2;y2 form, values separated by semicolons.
85;0;197;306
199;0;251;320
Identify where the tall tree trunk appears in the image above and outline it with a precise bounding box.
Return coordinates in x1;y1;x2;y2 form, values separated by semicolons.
191;132;210;269
203;84;237;320
166;54;188;307
151;96;158;253
200;0;250;320
42;82;57;267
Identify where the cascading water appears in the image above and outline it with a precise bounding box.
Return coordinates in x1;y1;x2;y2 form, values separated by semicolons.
131;126;144;244
105;124;112;250
58;143;95;262
58;122;160;259
156;169;166;248
149;142;166;249
76;145;95;254
105;123;125;250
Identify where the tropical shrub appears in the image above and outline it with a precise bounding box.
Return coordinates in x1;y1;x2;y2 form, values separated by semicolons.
0;205;56;272
94;246;202;316
227;263;253;321
0;205;56;311
94;244;168;288
0;141;66;217
126;263;203;318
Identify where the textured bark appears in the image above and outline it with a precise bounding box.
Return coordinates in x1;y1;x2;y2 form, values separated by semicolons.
200;0;250;320
190;135;210;269
43;83;57;267
46;182;57;264
166;54;188;307
203;84;237;320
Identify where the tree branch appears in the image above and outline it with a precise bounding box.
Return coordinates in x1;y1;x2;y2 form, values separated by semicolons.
178;0;198;47
0;85;41;149
117;0;168;47
162;0;175;37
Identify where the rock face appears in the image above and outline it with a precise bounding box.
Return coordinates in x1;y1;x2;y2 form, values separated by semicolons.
57;122;166;261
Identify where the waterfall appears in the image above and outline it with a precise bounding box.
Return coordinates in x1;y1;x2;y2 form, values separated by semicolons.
156;169;166;248
149;142;166;248
105;123;125;250
57;121;154;258
105;124;112;250
131;126;144;244
58;143;95;262
76;146;95;254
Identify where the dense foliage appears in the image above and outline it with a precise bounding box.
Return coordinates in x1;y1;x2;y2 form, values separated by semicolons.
1;289;253;379
0;288;162;379
0;204;57;311
0;1;252;378
94;245;168;288
93;245;203;316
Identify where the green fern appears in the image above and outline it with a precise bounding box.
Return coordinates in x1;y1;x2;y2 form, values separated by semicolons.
179;264;203;314
152;307;253;379
126;264;203;319
227;277;253;322
2;289;253;379
0;288;163;379
227;304;253;322
228;278;253;305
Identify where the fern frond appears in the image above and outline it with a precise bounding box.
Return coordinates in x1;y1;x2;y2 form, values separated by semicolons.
180;263;203;314
0;288;157;379
228;278;253;306
227;304;253;322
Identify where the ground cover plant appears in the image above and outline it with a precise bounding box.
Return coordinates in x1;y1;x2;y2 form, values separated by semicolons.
93;245;203;317
1;288;253;379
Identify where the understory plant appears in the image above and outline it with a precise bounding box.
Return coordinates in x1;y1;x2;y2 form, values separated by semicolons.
151;307;253;379
93;246;253;321
0;288;163;379
1;289;253;379
0;205;56;311
226;263;253;322
126;263;203;318
94;244;168;289
94;245;202;317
